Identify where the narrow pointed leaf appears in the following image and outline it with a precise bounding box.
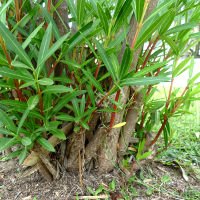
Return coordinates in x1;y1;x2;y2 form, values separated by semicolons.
27;95;39;110
37;23;52;65
82;69;104;94
40;6;60;40
37;136;55;152
0;138;19;151
165;22;198;35
135;0;145;22
38;78;54;85
56;114;76;122
36;33;70;75
97;3;109;35
42;85;73;94
49;129;66;140
95;39;117;82
0;67;34;81
22;22;44;49
0;21;33;68
0;109;16;131
120;76;171;87
77;0;85;27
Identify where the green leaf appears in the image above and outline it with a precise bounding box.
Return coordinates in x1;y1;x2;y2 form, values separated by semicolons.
135;11;172;49
86;186;95;196
161;35;179;55
36;33;70;76
82;69;104;94
37;23;52;66
61;59;81;69
5;149;23;160
119;46;132;79
135;0;145;22
0;109;16;131
77;0;85;27
138;151;152;160
120;76;171;87
190;32;200;38
0;137;19;151
40;6;60;40
21;137;32;146
17;108;30;135
133;61;169;78
97;3;109;35
0;21;33;68
173;57;191;77
161;174;172;184
165;22;198;35
37;136;55;152
95;185;103;196
68;21;93;50
0;127;13;136
20;81;36;89
109;179;116;190
95;39;117;82
38;78;54;85
72;98;80;117
22;22;44;49
11;61;32;69
159;9;176;35
112;0;132;33
19;148;27;165
51;90;86;117
113;0;125;19
42;85;73;94
27;95;39;110
56;114;76;122
0;67;34;82
0;0;13;17
86;84;96;107
49;129;66;140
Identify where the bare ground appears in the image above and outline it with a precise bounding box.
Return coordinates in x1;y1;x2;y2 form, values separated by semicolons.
0;159;200;200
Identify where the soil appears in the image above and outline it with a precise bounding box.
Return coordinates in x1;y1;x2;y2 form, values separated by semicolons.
0;159;200;200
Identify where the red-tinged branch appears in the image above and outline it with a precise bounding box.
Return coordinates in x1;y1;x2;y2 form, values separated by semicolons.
171;85;189;113
131;24;140;50
45;0;51;29
0;36;25;101
47;60;59;78
150;85;189;147
108;90;121;131
20;0;23;19
150;115;168;146
141;36;159;70
6;12;12;31
47;0;51;12
15;0;22;43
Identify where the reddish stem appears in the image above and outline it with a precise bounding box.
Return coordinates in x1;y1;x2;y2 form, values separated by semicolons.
141;36;159;70
0;37;25;102
150;85;189;146
108;90;121;131
15;0;22;43
131;24;140;50
47;60;59;78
